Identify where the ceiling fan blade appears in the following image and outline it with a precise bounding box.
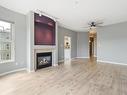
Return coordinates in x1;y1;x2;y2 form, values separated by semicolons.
88;22;93;25
96;25;103;27
95;20;104;24
82;26;89;28
81;27;90;30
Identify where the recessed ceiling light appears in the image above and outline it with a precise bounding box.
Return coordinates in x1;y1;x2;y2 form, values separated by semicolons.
75;0;79;5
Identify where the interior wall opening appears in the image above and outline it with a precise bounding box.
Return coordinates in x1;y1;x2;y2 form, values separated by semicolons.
89;30;97;61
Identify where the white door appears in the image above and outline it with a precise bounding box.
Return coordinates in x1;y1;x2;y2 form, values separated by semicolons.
64;36;71;61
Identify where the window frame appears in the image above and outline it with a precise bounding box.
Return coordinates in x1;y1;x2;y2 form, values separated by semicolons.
0;20;15;64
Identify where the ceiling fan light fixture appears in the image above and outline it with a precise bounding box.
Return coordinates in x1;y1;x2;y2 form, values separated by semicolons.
90;26;96;29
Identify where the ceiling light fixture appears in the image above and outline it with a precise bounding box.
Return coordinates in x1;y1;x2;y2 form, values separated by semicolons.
75;0;79;5
35;9;59;21
36;9;43;16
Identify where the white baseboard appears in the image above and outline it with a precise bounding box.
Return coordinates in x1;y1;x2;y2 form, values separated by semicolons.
97;60;127;66
71;57;77;60
58;57;89;63
0;68;26;77
76;57;89;59
53;63;58;66
58;57;77;63
58;60;64;63
27;69;35;73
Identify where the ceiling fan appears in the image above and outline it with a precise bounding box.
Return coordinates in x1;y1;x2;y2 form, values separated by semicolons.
84;21;104;29
89;21;103;28
84;21;104;36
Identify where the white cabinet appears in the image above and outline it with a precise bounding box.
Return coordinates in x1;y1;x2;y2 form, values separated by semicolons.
64;49;71;60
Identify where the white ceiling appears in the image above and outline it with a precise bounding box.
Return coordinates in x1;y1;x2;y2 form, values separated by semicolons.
0;0;127;32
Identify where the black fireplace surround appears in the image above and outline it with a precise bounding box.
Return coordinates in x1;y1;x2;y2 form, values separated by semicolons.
36;52;52;69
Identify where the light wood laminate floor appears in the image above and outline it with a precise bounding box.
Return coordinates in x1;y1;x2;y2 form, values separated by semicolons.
0;58;127;95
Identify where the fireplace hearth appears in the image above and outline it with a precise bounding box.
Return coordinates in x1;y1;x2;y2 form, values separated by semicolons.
36;52;52;69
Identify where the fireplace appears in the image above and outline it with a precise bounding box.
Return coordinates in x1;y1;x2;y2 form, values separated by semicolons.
27;12;58;72
36;52;52;69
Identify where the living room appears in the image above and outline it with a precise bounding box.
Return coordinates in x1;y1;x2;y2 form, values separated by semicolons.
0;0;127;95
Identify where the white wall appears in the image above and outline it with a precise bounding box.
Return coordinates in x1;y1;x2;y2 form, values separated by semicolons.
0;6;27;74
58;26;77;61
97;22;127;64
1;5;127;75
77;32;89;58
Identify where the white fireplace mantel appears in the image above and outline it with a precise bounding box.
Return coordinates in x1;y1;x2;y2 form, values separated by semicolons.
26;11;58;72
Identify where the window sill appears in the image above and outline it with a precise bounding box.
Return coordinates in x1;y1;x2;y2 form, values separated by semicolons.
0;60;15;64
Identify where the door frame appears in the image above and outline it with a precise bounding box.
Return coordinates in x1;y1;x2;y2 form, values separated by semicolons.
64;36;71;61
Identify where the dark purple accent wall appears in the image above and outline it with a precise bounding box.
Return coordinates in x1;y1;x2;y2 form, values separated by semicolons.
34;13;55;45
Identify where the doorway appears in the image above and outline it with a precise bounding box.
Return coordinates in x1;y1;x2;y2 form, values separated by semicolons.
64;36;71;61
89;31;97;60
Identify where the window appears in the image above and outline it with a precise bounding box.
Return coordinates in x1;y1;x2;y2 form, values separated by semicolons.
0;20;15;63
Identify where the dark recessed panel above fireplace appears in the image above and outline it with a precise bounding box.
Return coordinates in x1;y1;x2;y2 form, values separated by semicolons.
36;52;52;69
34;13;56;45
